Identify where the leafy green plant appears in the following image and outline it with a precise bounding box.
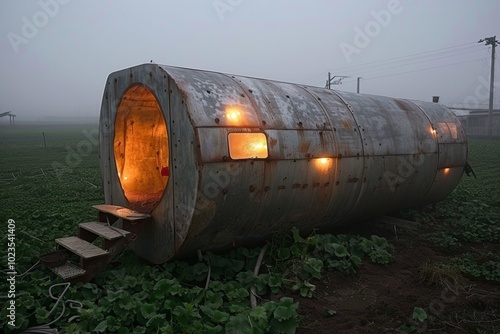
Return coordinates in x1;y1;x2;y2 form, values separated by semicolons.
451;253;500;283
292;280;316;298
412;307;427;322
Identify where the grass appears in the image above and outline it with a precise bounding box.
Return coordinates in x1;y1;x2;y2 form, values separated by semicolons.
456;139;500;207
0;124;499;333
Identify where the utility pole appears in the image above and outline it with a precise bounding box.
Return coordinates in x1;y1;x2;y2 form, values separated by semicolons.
325;72;349;89
479;36;499;138
357;77;362;93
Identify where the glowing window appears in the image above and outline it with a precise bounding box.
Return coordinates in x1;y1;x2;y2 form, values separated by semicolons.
114;84;169;213
437;122;449;136
447;123;458;140
228;133;268;159
437;122;459;140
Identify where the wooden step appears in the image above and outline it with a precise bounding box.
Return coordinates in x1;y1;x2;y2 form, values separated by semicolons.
55;237;108;259
93;204;151;221
79;222;130;240
49;262;86;280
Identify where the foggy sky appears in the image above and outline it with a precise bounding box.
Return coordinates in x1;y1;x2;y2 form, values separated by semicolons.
0;0;498;122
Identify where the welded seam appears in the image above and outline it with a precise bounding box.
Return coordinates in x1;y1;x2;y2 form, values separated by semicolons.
327;90;367;219
405;99;440;201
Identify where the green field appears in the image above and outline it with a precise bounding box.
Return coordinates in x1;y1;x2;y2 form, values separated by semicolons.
0;124;499;333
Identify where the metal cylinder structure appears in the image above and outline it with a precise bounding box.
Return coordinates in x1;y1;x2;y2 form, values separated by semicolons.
99;64;467;264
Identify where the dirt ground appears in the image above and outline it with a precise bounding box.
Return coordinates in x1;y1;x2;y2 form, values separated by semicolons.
294;218;500;334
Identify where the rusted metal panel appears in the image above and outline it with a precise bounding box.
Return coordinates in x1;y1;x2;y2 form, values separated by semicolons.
169;77;198;253
196;127;257;162
250;159;336;236
232;76;332;130
302;87;363;158
423;167;464;203
335;91;437;156
437;143;468;169
99;64;177;264
161;66;261;128
265;129;335;160
197;128;335;162
179;160;266;253
99;64;468;263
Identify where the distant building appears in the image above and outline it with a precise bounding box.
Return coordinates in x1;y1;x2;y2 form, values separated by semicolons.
450;108;500;138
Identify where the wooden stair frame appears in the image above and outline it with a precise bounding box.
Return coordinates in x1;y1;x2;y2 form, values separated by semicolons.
50;205;151;283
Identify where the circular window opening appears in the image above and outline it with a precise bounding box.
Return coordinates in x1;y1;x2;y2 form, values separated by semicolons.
114;84;169;213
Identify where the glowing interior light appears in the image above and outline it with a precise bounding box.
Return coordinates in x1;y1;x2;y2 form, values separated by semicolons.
229;112;239;119
314;157;333;171
124;176;128;180
228;133;268;159
447;122;458;140
443;168;450;175
253;142;264;150
225;107;242;123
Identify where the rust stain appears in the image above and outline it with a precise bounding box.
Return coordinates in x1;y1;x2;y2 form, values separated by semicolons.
299;141;311;153
268;137;278;149
292;183;301;189
277;185;286;190
319;131;327;149
313;182;320;188
341;119;353;129
393;98;412;111
249;185;256;192
347;177;359;183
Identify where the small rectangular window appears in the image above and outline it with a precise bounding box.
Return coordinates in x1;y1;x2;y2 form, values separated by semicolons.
437;122;449;137
447;122;458;140
228;133;268;159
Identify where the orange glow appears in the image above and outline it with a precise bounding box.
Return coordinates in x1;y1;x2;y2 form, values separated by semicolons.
447;123;458;140
228;133;268;159
226;107;242;123
443;168;450;175
114;84;169;213
430;127;437;135
314;157;333;171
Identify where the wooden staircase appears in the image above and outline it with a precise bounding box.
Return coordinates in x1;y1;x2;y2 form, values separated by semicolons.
47;205;151;283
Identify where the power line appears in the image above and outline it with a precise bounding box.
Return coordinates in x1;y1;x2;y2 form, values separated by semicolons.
342;49;485;78
346;58;486;82
449;58;494;104
332;44;481;74
301;42;482;82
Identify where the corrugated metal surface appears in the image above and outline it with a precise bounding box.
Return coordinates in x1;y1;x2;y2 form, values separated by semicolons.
99;64;468;263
